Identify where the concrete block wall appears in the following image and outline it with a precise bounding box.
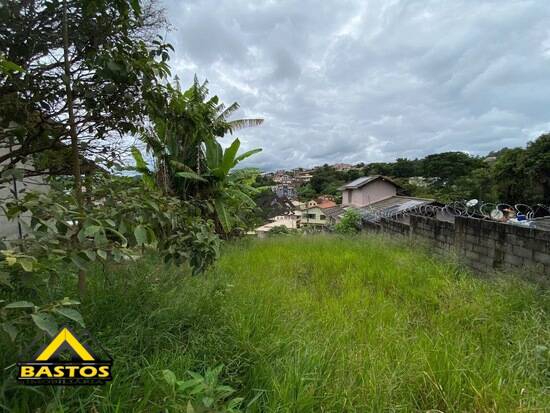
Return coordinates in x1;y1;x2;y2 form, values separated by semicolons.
409;215;455;255
454;216;550;276
381;218;411;236
374;215;550;278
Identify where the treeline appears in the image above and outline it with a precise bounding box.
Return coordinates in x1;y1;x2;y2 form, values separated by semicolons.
297;134;549;204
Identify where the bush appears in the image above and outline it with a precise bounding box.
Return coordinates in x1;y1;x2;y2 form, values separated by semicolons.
0;175;220;347
334;208;362;234
268;225;298;236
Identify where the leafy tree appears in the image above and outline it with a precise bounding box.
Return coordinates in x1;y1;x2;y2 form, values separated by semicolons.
308;165;345;196
392;158;419;177
1;0;174;293
297;183;317;200
253;174;275;187
452;167;496;202
342;168;363;181
421;152;483;185
524;133;550;204
0;0;172;194
364;162;393;176
492;148;527;204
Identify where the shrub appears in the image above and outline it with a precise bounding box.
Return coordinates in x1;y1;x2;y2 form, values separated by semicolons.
334;208;362;234
268;225;298;236
0;175;219;345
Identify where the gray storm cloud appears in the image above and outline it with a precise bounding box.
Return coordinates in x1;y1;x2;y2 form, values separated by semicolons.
161;0;550;170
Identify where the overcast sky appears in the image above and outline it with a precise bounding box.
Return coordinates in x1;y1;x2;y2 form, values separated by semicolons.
160;0;550;171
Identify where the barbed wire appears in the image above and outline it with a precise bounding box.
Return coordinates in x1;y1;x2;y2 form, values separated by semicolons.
361;199;550;225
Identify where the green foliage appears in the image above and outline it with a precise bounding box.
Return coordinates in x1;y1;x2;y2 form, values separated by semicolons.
421;152;484;184
333;208;362;234
137;78;263;236
162;366;245;413
308;165;345;196
296;183;318;200
391;157;420;177
267;225;298;236
492;135;550;204
253;174;275;188
200;138;262;234
0;0;172;175
0;252;256;412
298;164;361;200
0;297;83;346
0;54;23;75
411;134;550;204
3;175;219;274
140;78;262;196
0;175;220;342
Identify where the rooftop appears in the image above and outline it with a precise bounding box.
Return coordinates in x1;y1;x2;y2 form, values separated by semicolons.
338;175;399;191
322;205;346;219
359;195;434;222
317;199;337;209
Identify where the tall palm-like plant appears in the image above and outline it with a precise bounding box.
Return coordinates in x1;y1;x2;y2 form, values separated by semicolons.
140;77;262;197
134;77;263;235
196;137;261;233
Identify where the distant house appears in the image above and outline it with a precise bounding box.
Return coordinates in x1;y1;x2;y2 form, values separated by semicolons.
253;197;338;233
296;205;326;227
294;172;313;183
253;215;299;238
273;172;293;185
295;197;337;228
273;183;296;199
339;176;400;207
333;163;354;171
334;175;435;224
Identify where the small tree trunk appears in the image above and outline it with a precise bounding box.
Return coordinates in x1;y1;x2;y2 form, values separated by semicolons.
62;0;83;207
78;270;86;296
63;0;86;296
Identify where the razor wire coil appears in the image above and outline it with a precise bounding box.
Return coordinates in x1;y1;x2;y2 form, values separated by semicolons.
361;200;550;224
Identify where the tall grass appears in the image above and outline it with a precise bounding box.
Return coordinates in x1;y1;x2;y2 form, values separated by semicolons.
1;234;548;412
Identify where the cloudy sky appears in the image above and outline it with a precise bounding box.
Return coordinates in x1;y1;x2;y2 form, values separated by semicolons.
160;0;550;171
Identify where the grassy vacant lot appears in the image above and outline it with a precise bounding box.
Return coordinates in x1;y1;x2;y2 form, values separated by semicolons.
2;235;549;412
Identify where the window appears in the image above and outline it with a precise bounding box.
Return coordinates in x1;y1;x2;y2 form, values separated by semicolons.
320;215;326;220
347;190;352;203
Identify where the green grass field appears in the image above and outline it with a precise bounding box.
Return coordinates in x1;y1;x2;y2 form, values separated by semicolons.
2;235;549;412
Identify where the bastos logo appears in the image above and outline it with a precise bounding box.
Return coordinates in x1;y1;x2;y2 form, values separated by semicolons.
17;327;112;385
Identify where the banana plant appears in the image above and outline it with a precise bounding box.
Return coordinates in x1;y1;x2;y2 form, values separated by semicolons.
130;146;205;193
140;78;262;198
200;137;261;234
